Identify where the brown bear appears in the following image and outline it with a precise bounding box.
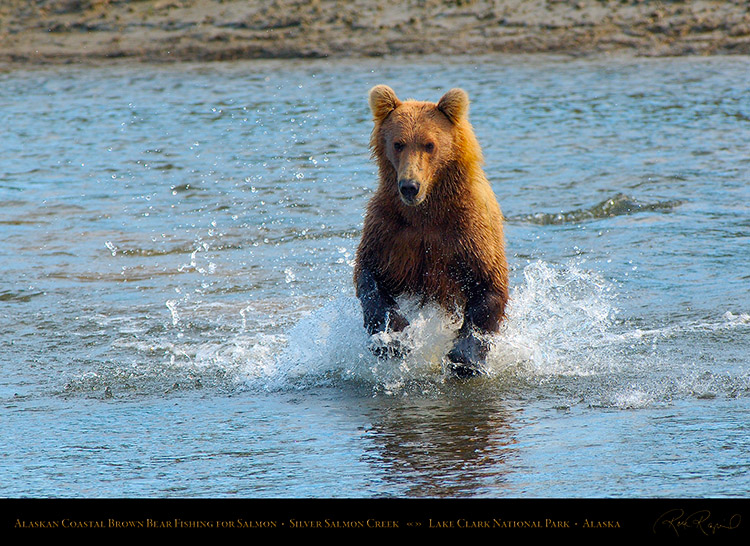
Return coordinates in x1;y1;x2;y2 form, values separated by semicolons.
354;85;509;377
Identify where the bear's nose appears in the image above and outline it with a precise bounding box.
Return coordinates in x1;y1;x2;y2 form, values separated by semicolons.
398;179;420;202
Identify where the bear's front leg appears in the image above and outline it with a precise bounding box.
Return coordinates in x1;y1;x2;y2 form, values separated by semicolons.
446;288;505;377
356;267;409;358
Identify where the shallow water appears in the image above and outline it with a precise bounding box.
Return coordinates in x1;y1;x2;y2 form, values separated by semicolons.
1;55;749;498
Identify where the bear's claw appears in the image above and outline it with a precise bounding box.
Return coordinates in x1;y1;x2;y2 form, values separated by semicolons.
368;337;409;360
446;361;484;378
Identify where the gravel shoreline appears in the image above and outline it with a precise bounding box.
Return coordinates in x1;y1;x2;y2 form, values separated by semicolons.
2;0;750;64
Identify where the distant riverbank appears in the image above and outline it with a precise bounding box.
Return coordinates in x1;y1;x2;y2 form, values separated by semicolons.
2;0;750;65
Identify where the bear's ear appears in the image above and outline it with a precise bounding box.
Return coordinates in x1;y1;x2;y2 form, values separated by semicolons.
437;88;469;123
369;85;401;122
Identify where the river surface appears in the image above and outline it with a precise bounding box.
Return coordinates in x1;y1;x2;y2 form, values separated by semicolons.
1;54;749;498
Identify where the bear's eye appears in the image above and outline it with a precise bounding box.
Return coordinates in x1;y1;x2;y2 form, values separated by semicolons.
425;142;435;153
393;142;405;153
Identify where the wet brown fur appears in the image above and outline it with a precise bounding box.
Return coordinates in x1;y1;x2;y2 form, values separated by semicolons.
354;85;508;339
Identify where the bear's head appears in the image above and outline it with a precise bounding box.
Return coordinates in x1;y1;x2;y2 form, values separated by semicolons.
368;85;482;207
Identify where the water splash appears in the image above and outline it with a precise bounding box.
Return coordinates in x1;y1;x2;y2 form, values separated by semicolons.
500;260;618;376
268;260;748;406
257;260;622;395
274;296;462;395
63;260;749;407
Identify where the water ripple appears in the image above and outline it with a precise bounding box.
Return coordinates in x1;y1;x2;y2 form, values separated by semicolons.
508;193;683;225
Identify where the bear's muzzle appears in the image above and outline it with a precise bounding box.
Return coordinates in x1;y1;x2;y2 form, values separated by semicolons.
398;178;422;205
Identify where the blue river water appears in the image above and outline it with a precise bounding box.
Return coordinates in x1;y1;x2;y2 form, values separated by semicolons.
1;54;749;498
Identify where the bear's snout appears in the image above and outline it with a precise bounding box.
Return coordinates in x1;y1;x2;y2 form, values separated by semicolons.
398;178;421;205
